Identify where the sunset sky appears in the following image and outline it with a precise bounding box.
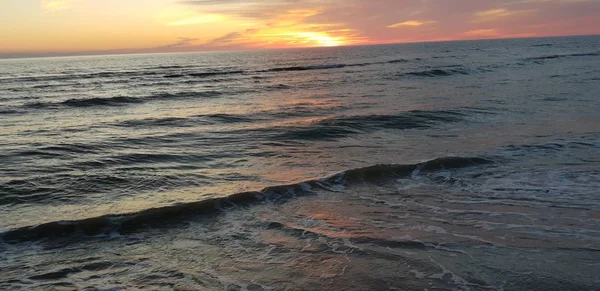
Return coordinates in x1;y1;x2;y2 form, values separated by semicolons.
1;0;599;57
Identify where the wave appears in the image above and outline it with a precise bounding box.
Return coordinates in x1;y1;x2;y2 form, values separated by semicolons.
163;70;245;79
0;171;208;207
525;52;600;62
149;91;223;100
403;67;470;78
22;91;223;109
275;110;467;140
1;58;415;85
114;113;255;128
189;70;244;78
0;67;243;83
151;65;196;70
505;139;599;154
62;96;144;107
0;157;492;243
265;64;348;72
0;71;163;84
386;59;410;64
203;113;255;123
109;104;440;132
39;144;102;154
116;117;192;127
24;96;143;109
262;59;413;73
0;107;21;115
264;84;292;90
1;69;244;83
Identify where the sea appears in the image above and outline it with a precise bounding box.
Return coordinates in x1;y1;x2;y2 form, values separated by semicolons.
0;35;599;290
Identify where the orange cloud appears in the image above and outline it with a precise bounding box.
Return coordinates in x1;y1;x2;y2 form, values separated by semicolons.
173;4;365;49
387;20;436;28
473;8;536;22
2;0;599;57
169;1;365;49
165;14;225;26
202;25;363;49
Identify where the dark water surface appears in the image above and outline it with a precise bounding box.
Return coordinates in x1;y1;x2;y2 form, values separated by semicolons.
1;36;599;290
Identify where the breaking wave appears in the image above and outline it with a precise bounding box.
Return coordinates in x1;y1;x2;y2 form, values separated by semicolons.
0;156;492;243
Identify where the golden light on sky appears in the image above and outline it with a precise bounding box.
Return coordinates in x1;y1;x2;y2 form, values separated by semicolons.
41;0;76;12
258;32;346;47
387;21;437;28
0;0;599;57
164;13;225;27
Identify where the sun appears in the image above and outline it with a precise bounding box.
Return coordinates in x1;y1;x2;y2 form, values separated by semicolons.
293;32;345;47
256;31;346;48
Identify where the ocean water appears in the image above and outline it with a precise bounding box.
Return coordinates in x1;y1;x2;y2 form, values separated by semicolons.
0;36;599;290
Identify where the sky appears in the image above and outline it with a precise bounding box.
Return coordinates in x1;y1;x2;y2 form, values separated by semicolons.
1;0;599;57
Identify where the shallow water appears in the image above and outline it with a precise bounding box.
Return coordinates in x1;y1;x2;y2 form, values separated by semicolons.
1;36;599;290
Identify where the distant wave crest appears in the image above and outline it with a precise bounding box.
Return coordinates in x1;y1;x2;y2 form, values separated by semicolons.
525;52;600;62
276;110;467;140
22;91;222;109
164;70;245;79
262;59;412;73
403;67;470;78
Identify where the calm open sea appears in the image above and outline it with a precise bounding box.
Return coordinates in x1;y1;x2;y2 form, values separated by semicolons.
1;36;599;290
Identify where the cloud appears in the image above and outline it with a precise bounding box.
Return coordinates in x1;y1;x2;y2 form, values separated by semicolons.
41;0;76;12
152;37;200;50
166;14;225;26
178;0;324;19
473;8;536;22
387;20;436;28
5;0;597;56
174;0;365;48
202;26;359;48
206;32;245;46
174;0;599;47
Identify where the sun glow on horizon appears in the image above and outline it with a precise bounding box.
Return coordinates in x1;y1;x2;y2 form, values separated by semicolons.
1;0;599;56
293;32;345;47
255;31;347;47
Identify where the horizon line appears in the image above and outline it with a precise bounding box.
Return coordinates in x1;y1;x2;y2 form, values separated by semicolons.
1;33;598;61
